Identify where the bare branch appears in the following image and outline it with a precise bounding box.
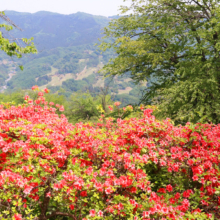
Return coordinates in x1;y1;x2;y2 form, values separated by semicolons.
0;13;22;31
46;211;76;220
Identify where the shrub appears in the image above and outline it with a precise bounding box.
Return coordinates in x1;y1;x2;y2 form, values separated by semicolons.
0;90;219;219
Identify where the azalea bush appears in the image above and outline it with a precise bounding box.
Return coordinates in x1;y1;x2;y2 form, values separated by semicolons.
0;88;220;220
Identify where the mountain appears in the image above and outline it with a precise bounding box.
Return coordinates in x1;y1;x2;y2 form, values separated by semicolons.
4;10;109;50
0;11;145;105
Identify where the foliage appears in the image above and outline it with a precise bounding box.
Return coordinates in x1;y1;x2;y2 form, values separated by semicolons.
103;103;156;123
0;90;32;105
100;0;220;124
115;93;140;106
66;91;113;123
0;89;220;219
62;79;89;93
0;11;37;64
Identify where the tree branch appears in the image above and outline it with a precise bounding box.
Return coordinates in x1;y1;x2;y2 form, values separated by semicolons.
46;211;76;220
0;13;22;31
192;0;211;19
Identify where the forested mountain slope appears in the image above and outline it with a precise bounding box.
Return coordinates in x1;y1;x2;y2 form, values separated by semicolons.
4;10;109;49
0;11;144;105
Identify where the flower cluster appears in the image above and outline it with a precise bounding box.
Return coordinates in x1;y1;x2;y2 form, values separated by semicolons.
0;91;219;219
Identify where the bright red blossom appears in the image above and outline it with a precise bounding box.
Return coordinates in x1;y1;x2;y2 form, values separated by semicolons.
13;214;22;220
0;90;219;219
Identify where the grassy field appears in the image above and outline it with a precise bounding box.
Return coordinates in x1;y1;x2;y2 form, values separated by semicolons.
48;66;58;76
39;67;75;89
118;87;133;94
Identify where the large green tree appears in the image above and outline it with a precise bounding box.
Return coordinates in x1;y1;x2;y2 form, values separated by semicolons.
100;0;220;124
0;11;36;64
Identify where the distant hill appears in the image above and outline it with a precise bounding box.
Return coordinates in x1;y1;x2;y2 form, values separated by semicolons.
0;11;145;106
4;10;109;50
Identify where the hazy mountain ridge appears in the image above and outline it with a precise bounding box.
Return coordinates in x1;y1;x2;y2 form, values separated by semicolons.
4;10;110;49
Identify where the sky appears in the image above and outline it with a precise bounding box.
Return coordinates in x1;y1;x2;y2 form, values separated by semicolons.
0;0;131;17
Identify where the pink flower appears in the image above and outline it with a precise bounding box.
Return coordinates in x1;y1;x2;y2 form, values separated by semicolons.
32;85;38;90
24;95;29;100
143;109;153;117
108;105;113;111
166;184;173;192
38;92;44;97
44;88;49;93
105;187;113;194
13;214;22;220
192;175;198;181
161;207;169;214
89;209;96;217
183;189;193;198
46;192;51;197
206;213;212;219
69;204;74;210
129;199;137;206
35;99;41;104
201;200;209;206
182;199;190;207
23;185;33;195
97;210;103;217
28;99;33;104
59;105;64;112
114;101;121;106
187;159;194;166
80;191;87;197
168;167;172;172
143;211;150;217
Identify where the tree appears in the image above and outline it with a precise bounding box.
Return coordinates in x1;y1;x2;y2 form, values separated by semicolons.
66;91;113;123
100;0;220;124
0;89;28;105
0;11;37;67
